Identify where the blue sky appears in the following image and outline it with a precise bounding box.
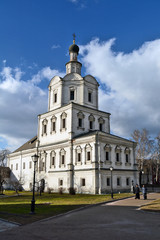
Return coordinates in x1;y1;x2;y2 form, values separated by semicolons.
1;0;160;151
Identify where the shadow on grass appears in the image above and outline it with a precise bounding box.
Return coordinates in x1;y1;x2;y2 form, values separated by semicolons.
0;193;134;225
0;203;85;225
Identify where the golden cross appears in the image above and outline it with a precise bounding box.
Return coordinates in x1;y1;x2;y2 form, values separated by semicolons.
73;33;76;43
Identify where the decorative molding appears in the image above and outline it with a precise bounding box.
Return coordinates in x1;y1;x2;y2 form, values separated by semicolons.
115;161;122;166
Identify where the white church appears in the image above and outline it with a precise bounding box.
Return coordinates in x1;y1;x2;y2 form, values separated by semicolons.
8;39;138;194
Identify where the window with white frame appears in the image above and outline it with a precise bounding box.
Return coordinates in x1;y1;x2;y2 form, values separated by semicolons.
124;147;131;164
52;156;55;165
50;150;56;168
116;153;120;162
53;91;57;103
87;151;91;161
70;89;74;100
88;114;95;130
51;115;57;133
104;144;111;162
11;164;13;170
98;117;105;131
106;152;109;161
61;112;67;130
42;119;48;136
88;90;92;103
75;146;82;164
59;149;66;167
77;111;85;129
62;155;65;165
78;118;82;128
115;146;121;163
85;144;92;163
78;153;81;162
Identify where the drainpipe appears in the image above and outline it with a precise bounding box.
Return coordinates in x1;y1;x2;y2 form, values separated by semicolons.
71;139;74;189
20;151;22;180
96;132;101;194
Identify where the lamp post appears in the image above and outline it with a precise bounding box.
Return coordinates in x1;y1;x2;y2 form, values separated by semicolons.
110;166;113;199
31;154;39;214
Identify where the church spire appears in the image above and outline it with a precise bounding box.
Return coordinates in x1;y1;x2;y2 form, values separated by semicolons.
65;35;82;75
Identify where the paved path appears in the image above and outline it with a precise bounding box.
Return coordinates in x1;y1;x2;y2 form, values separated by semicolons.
0;219;20;233
106;192;160;207
0;193;160;240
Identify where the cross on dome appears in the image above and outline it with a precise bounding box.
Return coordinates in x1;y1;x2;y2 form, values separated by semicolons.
73;33;76;44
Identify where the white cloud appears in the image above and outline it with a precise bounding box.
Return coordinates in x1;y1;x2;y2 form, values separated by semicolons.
2;37;160;151
51;44;61;49
31;67;64;84
0;65;64;151
80;38;160;138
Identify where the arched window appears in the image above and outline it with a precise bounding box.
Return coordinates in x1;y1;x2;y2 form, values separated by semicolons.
42;119;48;136
124;147;131;165
88;114;95;130
77;111;85;129
59;149;66;167
98;117;105;131
69;86;76;101
88;89;93;103
39;151;46;172
115;146;122;165
75;146;82;165
104;144;111;163
50;150;56;168
61;112;67;131
51;115;57;133
85;144;92;164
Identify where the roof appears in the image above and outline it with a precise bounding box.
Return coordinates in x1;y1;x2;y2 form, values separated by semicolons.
73;130;135;144
69;43;79;54
38;102;111;117
13;136;37;153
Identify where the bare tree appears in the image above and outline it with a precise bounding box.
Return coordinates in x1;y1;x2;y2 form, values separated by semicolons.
0;167;10;194
0;149;11;194
151;134;160;184
131;129;154;185
0;149;10;167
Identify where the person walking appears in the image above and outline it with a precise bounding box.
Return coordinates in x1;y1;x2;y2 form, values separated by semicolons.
135;184;140;199
142;185;147;200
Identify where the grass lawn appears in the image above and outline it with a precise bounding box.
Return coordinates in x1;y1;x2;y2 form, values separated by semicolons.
0;191;133;225
141;198;160;212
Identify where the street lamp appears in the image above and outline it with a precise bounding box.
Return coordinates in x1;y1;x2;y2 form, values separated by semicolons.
31;154;39;214
110;166;113;199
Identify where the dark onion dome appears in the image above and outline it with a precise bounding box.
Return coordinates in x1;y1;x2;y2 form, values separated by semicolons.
69;43;79;54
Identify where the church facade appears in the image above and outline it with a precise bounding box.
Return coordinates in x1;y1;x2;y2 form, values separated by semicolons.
8;40;138;194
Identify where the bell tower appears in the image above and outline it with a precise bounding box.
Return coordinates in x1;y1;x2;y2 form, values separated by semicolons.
65;34;82;75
